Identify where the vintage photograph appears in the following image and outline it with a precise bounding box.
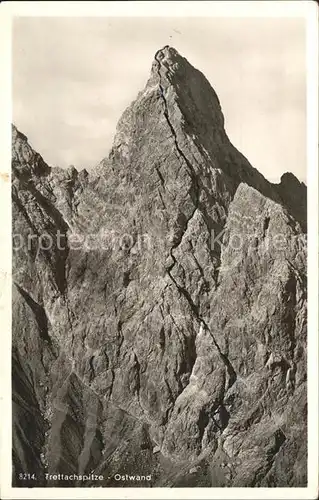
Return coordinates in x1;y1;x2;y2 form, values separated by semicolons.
9;8;311;492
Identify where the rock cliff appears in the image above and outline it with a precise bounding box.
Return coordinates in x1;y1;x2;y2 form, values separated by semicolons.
12;46;307;487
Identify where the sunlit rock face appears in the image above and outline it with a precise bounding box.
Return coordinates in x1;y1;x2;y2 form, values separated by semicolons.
12;46;307;488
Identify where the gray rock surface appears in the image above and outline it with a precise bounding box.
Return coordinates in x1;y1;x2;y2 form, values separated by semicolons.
12;46;307;488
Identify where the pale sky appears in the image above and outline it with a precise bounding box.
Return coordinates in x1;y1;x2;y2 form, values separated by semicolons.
13;17;306;183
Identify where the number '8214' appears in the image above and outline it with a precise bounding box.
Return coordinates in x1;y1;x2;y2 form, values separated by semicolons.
19;473;36;480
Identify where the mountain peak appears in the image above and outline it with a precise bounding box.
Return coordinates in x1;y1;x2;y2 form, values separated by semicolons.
107;46;226;172
154;45;183;69
12;123;28;144
150;45;222;111
280;171;305;187
12;123;51;177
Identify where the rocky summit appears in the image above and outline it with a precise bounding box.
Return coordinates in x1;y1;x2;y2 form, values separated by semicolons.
12;46;307;488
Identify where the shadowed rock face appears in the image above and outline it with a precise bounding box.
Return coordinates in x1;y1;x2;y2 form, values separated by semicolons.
12;46;307;488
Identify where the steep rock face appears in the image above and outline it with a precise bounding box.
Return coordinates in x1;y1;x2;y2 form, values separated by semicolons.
12;46;307;487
